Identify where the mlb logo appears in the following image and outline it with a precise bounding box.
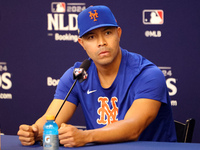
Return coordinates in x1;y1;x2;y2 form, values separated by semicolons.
143;10;164;25
51;2;66;13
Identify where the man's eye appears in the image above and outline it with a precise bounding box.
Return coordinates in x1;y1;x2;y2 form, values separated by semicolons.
88;35;94;39
106;31;111;35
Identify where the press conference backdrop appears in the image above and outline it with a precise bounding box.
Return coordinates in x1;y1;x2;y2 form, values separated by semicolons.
0;0;200;143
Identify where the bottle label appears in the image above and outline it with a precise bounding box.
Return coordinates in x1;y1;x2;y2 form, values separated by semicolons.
43;134;59;150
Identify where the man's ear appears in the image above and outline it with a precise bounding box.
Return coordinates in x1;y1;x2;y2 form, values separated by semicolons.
117;27;122;40
78;38;84;49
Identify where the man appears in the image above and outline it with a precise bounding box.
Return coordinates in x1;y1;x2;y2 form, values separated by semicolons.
17;5;177;147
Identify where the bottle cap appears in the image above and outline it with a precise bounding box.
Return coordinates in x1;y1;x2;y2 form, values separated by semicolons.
46;115;55;120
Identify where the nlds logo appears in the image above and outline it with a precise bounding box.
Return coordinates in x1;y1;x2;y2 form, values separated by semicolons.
0;62;12;99
73;68;88;82
47;2;86;42
158;66;178;106
74;68;83;77
0;62;12;90
143;10;164;25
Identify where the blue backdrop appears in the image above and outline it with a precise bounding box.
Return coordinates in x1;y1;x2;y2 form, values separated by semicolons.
0;0;200;143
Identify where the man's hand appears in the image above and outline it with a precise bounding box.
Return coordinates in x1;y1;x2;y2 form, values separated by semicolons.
17;124;39;146
58;123;89;147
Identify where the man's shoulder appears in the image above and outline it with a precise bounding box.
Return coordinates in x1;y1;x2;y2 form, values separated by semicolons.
121;48;155;72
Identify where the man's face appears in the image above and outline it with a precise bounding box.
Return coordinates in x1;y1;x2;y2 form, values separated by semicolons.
78;26;122;67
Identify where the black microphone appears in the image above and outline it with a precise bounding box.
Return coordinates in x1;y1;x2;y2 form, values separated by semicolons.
73;59;91;83
79;59;91;71
55;59;91;119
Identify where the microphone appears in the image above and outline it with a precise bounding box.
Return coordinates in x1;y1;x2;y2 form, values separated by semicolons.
73;59;91;83
55;59;91;119
79;59;91;71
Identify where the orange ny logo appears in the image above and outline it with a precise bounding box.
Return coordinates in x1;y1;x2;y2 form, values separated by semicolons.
89;10;98;21
97;97;118;125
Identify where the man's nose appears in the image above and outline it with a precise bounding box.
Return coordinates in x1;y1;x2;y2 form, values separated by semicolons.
98;35;107;47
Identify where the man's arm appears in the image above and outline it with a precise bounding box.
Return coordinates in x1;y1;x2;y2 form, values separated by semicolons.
17;99;77;146
58;98;161;147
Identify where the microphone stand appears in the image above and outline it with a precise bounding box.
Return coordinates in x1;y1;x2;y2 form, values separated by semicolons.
55;79;77;120
54;59;90;120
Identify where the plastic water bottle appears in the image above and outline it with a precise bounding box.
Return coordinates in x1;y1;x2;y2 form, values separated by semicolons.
43;115;59;150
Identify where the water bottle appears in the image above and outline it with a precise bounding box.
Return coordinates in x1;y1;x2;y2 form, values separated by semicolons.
43;115;59;150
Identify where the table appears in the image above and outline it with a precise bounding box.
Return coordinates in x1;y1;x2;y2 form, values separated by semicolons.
1;135;200;150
